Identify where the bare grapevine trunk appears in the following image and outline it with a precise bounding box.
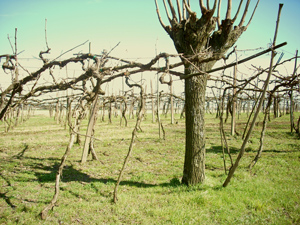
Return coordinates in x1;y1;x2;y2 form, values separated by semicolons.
182;65;208;184
155;0;260;185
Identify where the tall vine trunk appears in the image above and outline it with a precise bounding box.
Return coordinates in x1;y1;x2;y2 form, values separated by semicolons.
182;65;209;185
155;0;260;186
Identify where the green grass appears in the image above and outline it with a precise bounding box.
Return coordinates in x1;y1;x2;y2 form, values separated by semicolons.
0;112;299;224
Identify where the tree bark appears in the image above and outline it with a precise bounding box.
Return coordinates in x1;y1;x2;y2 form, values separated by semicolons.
182;65;208;185
114;77;144;202
55;100;59;124
155;0;259;186
249;94;272;169
170;81;174;124
151;80;155;123
231;65;237;135
81;96;99;163
223;3;283;187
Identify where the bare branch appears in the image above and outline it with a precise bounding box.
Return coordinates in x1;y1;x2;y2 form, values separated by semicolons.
45;19;50;50
14;28;19;82
14;28;17;58
51;40;89;62
182;0;186;20
17;62;31;76
154;0;169;32
183;0;197;18
102;41;120;58
182;42;287;79
217;0;222;28
163;0;173;24
176;0;183;21
39;19;51;64
1;55;15;71
7;34;15;54
113;76;145;203
223;3;284;187
209;0;218;18
238;0;251;27
207;0;210;10
167;0;178;22
232;0;243;23
226;0;232;19
245;0;260;29
199;0;207;15
39;48;51;64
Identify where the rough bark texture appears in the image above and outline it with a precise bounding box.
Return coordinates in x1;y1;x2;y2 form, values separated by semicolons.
182;65;208;185
155;0;258;185
81;96;99;163
173;18;243;185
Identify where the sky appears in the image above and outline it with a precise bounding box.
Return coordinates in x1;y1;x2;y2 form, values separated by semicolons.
0;0;299;95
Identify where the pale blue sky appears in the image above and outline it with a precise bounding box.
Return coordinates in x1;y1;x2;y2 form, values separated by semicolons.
1;1;299;58
0;0;167;59
0;0;299;93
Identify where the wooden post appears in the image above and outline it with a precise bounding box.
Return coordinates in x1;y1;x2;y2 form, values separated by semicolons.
231;65;237;135
81;95;99;163
151;80;155;123
55;99;59;124
223;3;284;187
290;50;298;132
20;104;23;123
170;79;174;124
64;66;69;129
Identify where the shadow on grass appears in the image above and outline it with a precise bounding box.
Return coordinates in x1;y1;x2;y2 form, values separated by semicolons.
208;144;298;155
32;161;184;189
257;147;299;153
13;143;29;159
0;173;17;209
0;191;17;209
207;145;240;154
2;155;179;189
1;153;227;209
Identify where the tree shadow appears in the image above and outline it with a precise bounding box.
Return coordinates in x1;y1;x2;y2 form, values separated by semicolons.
207;144;298;156
258;147;299;153
0;191;17;209
13;143;29;159
33;161;182;189
0;173;17;209
207;145;240;154
3;153;226;206
3;155;170;189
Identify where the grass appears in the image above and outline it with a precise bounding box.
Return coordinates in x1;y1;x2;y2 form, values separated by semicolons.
0;111;299;224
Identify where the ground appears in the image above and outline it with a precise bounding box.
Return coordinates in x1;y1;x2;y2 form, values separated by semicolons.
0;111;299;224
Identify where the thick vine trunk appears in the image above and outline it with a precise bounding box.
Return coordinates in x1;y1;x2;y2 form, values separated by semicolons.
182;65;209;185
81;96;99;163
154;0;257;186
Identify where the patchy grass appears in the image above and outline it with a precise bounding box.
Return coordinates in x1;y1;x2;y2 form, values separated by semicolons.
0;112;299;224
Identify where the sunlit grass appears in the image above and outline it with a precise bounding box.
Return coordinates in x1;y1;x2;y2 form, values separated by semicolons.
0;111;299;224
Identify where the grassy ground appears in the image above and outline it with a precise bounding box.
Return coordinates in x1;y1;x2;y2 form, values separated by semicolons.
0;111;299;224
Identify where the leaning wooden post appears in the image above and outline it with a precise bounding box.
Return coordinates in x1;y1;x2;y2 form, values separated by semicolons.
223;3;284;187
151;80;155;123
55;98;59;124
170;77;174;124
290;50;298;132
40;100;78;219
231;64;237;136
81;95;99;163
20;104;23;124
113;77;145;203
64;98;70;130
249;92;274;169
